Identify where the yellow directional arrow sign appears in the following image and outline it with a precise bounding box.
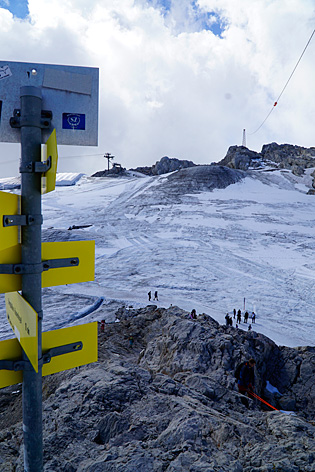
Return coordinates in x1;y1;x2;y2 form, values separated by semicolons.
0;321;98;389
0;239;95;294
41;129;58;194
5;291;38;372
0;191;20;251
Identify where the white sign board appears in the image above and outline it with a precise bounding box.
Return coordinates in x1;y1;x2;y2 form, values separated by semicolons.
0;61;99;146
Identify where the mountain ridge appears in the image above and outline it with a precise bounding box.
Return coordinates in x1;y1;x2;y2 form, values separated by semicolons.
93;142;315;193
1;305;315;471
0;142;315;470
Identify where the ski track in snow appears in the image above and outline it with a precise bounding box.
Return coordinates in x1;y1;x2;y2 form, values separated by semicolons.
0;170;315;348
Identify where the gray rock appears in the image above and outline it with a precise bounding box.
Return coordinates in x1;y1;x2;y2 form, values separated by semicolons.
1;306;315;471
160;165;245;197
152;156;196;175
92;164;127;178
218;143;315;186
131;156;196;176
218;145;261;170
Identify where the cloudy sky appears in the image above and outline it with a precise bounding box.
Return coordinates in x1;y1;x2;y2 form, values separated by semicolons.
0;0;314;176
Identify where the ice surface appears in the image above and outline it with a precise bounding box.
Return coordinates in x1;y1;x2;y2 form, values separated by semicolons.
266;381;282;395
0;168;314;348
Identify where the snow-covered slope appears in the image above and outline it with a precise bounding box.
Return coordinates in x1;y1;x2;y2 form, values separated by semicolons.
0;166;314;347
0;172;85;190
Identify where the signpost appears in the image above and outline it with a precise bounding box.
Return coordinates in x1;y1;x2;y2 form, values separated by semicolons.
0;60;99;472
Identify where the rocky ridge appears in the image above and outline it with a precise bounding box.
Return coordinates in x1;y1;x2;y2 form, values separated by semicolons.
129;156;196;176
92;156;196;178
92;164;128;178
1;305;314;471
92;143;315;194
218;143;315;191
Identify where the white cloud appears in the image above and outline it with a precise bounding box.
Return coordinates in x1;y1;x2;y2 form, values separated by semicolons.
0;0;314;176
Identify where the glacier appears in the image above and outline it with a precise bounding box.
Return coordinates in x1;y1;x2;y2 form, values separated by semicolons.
0;165;314;348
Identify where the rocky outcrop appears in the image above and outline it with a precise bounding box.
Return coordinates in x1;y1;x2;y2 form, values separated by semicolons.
131;156;196;176
218;143;315;180
218;145;261;171
1;305;314;471
92;164;127;178
261;143;315;176
132;165;245;205
162;165;245;194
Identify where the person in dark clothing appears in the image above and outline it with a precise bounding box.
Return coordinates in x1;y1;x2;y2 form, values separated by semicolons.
225;313;230;326
148;291;151;301
154;290;158;301
238;358;256;397
233;308;236;319
244;311;249;323
237;311;242;324
190;309;197;319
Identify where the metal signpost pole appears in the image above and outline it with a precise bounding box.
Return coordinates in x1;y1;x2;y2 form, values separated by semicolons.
20;86;43;471
0;60;99;470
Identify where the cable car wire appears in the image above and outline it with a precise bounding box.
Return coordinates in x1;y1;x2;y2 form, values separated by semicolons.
248;27;315;135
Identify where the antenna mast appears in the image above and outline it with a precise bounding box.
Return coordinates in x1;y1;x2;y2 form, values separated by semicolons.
242;129;246;147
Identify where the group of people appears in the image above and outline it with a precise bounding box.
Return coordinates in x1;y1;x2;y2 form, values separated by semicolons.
148;290;159;301
225;308;256;329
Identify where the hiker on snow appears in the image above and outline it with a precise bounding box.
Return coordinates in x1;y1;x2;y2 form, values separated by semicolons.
237;358;256;397
148;291;151;301
251;312;256;323
244;311;249;323
154;290;158;301
237;310;242;324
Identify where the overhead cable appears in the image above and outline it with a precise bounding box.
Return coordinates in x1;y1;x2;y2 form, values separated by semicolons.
248;27;315;135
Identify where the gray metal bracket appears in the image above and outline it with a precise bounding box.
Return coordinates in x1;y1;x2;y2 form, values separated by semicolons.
42;341;83;364
0;341;83;372
0;257;79;275
10;109;52;129
3;214;43;227
42;257;79;271
0;359;27;371
20;155;52;174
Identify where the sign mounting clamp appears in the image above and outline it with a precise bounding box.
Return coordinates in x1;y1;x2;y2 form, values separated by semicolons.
0;341;83;372
0;257;79;275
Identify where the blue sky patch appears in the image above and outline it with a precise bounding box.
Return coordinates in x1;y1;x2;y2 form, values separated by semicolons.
202;11;226;38
1;0;29;19
147;0;226;36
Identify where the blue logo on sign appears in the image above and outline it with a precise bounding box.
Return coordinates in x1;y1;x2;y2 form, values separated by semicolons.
62;113;85;130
